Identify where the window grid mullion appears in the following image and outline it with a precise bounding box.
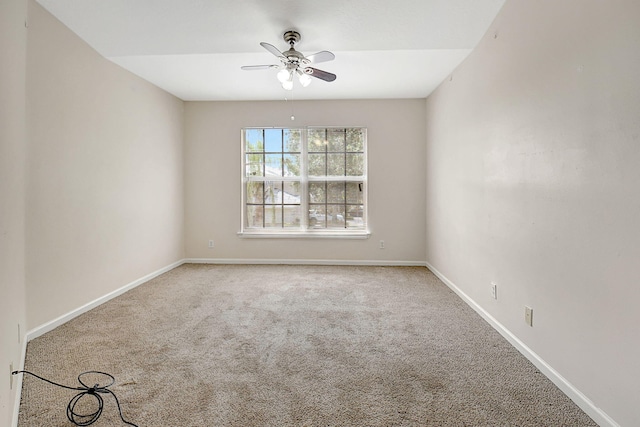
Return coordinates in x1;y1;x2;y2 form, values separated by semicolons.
262;181;266;228
280;129;284;228
324;129;328;228
301;129;308;229
262;129;266;228
342;129;347;229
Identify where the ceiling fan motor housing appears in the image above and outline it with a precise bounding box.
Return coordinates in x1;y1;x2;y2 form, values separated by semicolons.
282;31;308;65
283;30;301;45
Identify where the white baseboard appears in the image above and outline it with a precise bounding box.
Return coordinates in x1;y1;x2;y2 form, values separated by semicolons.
25;259;185;342
185;258;427;267
425;261;619;427
11;333;28;427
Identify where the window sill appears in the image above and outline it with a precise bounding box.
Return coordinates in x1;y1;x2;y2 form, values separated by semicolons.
237;230;371;239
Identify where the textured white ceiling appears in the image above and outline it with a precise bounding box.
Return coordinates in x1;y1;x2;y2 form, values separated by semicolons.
36;0;505;101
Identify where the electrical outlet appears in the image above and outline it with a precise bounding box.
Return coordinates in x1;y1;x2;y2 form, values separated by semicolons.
208;240;214;248
525;306;534;326
379;240;385;249
491;283;497;300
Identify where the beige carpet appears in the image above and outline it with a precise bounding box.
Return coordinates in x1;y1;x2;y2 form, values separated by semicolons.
18;264;596;426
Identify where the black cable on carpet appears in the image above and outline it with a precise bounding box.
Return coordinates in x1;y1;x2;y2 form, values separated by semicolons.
12;370;138;426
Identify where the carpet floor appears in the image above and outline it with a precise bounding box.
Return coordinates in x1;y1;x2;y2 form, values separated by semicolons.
18;264;596;426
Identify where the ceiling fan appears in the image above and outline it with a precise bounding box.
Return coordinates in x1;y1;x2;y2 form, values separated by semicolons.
241;30;336;90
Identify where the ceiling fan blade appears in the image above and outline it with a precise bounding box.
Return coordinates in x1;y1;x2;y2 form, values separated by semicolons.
306;67;337;82
241;65;279;71
260;42;285;59
305;51;335;64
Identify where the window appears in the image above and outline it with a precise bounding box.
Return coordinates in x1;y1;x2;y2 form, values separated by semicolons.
241;127;367;236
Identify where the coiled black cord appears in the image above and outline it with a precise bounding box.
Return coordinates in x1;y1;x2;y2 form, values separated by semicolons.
12;370;138;426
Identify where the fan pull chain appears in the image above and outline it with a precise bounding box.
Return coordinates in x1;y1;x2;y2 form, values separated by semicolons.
286;95;295;121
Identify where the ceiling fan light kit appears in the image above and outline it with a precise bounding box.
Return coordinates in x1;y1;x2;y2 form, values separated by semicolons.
241;30;337;91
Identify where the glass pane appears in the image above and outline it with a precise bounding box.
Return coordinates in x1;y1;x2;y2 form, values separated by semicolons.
346;182;363;204
263;206;283;228
346;129;364;152
263;181;282;203
246;182;264;203
283;205;302;228
308;182;326;203
245;129;264;152
245;153;263;177
327;153;345;176
346;153;364;176
265;154;282;177
346;205;365;228
327;129;345;152
327;182;345;204
327;205;346;228
284;129;301;152
308;129;327;152
246;205;263;228
283;181;301;204
264;129;282;152
283;154;300;177
308;153;326;176
308;206;327;229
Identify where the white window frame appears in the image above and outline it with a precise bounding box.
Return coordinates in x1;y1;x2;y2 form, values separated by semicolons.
239;127;369;239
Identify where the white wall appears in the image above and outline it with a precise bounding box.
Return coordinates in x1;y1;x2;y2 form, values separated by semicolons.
184;100;426;263
25;1;186;328
425;1;640;425
0;0;28;424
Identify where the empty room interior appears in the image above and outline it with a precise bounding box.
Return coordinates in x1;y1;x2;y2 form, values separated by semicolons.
1;0;638;426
